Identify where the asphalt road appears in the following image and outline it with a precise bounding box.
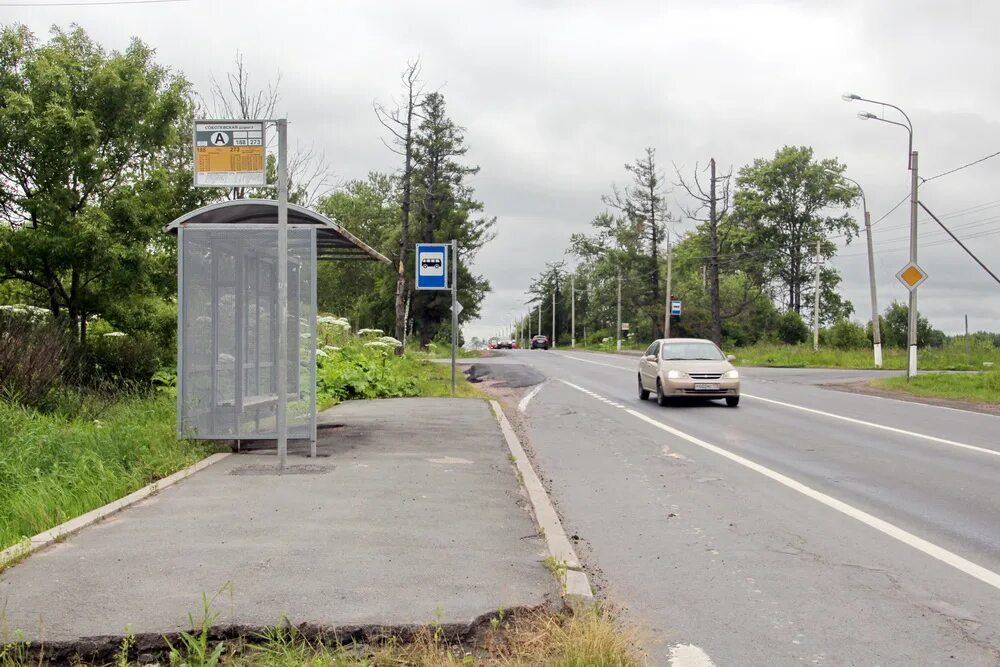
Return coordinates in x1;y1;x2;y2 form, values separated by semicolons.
488;349;1000;666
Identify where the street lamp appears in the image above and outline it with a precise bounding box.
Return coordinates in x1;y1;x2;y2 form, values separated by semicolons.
843;92;919;378
829;170;882;367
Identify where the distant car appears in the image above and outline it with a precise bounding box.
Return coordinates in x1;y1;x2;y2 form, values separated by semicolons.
637;337;740;407
530;335;550;350
487;338;499;350
496;339;515;349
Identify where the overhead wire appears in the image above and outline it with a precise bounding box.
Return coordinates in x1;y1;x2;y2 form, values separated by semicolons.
0;0;188;5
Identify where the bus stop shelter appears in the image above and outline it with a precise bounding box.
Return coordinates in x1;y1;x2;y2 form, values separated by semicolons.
166;199;389;452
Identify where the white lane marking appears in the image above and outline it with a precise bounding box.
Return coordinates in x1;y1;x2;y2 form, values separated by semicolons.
559;381;1000;592
518;383;545;413
669;644;717;667
742;392;1000;459
559;353;634;370
557;354;1000;458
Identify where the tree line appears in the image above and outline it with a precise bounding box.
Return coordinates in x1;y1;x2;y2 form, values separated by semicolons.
521;144;907;348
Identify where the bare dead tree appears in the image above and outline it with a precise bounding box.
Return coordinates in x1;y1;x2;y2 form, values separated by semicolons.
675;158;742;345
200;52;333;204
374;59;424;350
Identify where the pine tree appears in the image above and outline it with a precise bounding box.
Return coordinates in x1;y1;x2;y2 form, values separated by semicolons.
409;92;495;346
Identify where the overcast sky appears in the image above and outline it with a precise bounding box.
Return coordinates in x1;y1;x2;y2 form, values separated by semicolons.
7;0;1000;339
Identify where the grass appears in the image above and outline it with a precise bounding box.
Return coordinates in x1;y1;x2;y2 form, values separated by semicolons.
872;370;1000;405
729;342;1000;371
0;390;217;553
0;603;642;666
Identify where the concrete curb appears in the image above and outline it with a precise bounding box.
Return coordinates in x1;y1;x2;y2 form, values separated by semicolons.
0;452;230;569
489;400;594;603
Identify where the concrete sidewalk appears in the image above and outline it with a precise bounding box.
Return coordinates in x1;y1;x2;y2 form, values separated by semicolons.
0;398;557;652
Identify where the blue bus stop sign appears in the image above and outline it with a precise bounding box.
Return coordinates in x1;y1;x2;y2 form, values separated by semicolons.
670;300;682;316
415;243;449;290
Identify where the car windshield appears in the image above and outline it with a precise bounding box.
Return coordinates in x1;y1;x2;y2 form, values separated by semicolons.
661;342;725;361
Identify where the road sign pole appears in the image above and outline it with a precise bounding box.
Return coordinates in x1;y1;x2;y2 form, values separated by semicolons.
451;239;458;396
813;238;821;352
276;118;288;470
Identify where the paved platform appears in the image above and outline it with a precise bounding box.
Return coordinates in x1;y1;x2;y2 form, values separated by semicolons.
0;398;556;647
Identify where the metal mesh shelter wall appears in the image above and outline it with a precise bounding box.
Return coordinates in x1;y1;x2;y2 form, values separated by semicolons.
178;226;316;440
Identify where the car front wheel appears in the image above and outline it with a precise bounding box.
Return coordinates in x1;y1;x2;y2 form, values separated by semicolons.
656;379;668;407
726;396;740;407
638;374;650;401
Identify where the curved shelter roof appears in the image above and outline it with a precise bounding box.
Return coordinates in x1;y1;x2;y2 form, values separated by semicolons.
165;199;390;263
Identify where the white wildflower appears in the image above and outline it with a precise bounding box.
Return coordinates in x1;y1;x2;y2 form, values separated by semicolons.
103;332;127;338
315;349;329;358
364;341;393;349
378;336;403;348
357;328;384;336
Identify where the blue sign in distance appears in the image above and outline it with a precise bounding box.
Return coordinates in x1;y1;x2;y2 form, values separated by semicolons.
670;300;682;317
415;243;449;290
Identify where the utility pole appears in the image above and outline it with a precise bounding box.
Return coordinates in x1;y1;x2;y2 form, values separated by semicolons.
908;151;919;379
965;314;970;366
663;229;672;339
708;158;722;346
551;276;557;349
616;268;622;352
571;274;576;348
537;304;541;340
812;238;821;351
864;207;882;367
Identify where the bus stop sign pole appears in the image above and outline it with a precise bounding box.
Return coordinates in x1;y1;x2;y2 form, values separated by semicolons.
451;239;458;396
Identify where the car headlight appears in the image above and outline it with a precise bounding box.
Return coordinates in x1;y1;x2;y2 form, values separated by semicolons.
666;370;685;379
724;369;739;379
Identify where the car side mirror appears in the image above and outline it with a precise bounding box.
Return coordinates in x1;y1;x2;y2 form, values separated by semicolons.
726;354;736;362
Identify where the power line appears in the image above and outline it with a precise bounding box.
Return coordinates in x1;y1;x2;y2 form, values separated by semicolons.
0;0;187;5
922;150;1000;184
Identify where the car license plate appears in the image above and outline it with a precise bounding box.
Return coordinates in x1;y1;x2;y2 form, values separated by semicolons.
694;383;720;391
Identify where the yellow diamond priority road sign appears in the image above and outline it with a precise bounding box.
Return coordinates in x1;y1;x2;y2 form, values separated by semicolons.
896;262;928;291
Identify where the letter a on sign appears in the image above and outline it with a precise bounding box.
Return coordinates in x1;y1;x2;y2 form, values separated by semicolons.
213;132;229;146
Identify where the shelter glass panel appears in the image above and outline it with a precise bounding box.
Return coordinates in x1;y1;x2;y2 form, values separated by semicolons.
179;227;316;440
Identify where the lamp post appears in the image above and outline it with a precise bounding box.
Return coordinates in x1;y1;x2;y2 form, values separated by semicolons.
843;93;918;377
830;171;882;367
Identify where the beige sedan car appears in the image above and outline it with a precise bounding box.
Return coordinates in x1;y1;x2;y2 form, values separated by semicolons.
637;338;740;407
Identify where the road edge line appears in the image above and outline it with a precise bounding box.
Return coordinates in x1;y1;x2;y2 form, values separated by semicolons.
489;399;593;604
0;452;231;570
518;382;545;413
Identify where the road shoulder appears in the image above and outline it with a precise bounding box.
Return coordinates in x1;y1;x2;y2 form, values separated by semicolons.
824;378;1000;416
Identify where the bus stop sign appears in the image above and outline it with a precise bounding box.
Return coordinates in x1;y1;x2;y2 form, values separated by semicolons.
415;243;449;290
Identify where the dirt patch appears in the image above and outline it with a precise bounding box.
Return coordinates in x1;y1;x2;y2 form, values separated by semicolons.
824;380;1000;416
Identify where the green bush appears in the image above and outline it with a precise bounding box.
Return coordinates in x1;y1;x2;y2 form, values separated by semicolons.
67;332;163;390
316;340;417;403
776;310;809;345
825;319;868;349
